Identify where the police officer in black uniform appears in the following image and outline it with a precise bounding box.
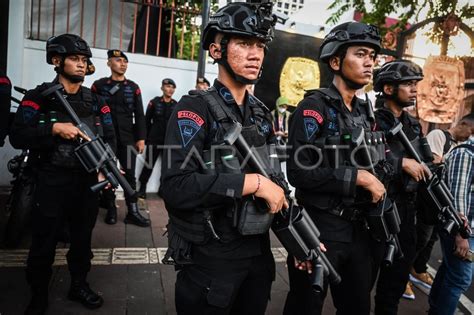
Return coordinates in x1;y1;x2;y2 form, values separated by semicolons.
137;78;177;199
0;69;12;146
92;50;150;227
10;34;114;314
285;22;387;315
160;2;287;314
372;60;429;315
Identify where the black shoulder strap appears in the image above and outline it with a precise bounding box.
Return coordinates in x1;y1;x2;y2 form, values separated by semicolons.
81;87;97;115
442;130;453;155
305;88;339;101
82;87;94;104
197;87;238;127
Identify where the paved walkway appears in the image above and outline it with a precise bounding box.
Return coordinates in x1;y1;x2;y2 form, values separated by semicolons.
0;195;471;314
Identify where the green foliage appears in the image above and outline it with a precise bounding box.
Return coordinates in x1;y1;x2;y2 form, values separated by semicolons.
173;0;219;60
174;10;200;60
326;0;474;38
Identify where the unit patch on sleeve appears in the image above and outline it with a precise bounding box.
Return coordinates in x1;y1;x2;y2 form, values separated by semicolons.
177;111;204;147
303;109;324;124
304;118;319;140
101;105;113;125
21;100;40;123
302;109;323;140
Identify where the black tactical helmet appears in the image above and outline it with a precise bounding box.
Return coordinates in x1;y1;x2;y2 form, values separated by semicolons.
46;34;92;64
319;22;381;63
201;2;276;50
373;59;423;92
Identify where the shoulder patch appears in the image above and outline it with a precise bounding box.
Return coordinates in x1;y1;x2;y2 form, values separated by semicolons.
135;88;141;95
0;77;11;85
304;118;319;140
303;109;324;124
23;107;37;123
21;100;40;110
177;111;204;126
101;104;113;125
219;87;234;103
177;111;204;147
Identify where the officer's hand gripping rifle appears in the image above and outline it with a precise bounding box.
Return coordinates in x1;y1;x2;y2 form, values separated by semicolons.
352;127;403;267
41;84;136;196
389;123;470;239
224;123;341;293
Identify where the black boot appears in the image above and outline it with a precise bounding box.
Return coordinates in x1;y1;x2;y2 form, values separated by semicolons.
104;203;117;225
124;202;150;227
25;286;48;315
68;279;103;309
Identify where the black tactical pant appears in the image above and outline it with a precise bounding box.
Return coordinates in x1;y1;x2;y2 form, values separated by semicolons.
102;142;137;204
26;168;99;288
374;198;417;315
175;254;273;315
138;144;163;187
283;221;373;315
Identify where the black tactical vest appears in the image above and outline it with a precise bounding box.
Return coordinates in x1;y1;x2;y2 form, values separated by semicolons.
375;107;432;194
98;80;136;113
296;88;389;210
375;108;424;159
306;88;386;170
40;85;98;168
168;88;277;245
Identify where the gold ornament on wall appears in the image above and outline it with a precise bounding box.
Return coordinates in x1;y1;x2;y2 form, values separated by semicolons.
279;57;320;107
417;56;465;124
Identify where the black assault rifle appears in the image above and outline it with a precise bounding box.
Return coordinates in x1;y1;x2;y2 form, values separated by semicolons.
351;127;404;266
390;123;470;239
41;84;135;196
224;123;341;293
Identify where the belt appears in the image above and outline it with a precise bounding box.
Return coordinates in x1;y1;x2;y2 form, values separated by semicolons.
326;206;364;221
